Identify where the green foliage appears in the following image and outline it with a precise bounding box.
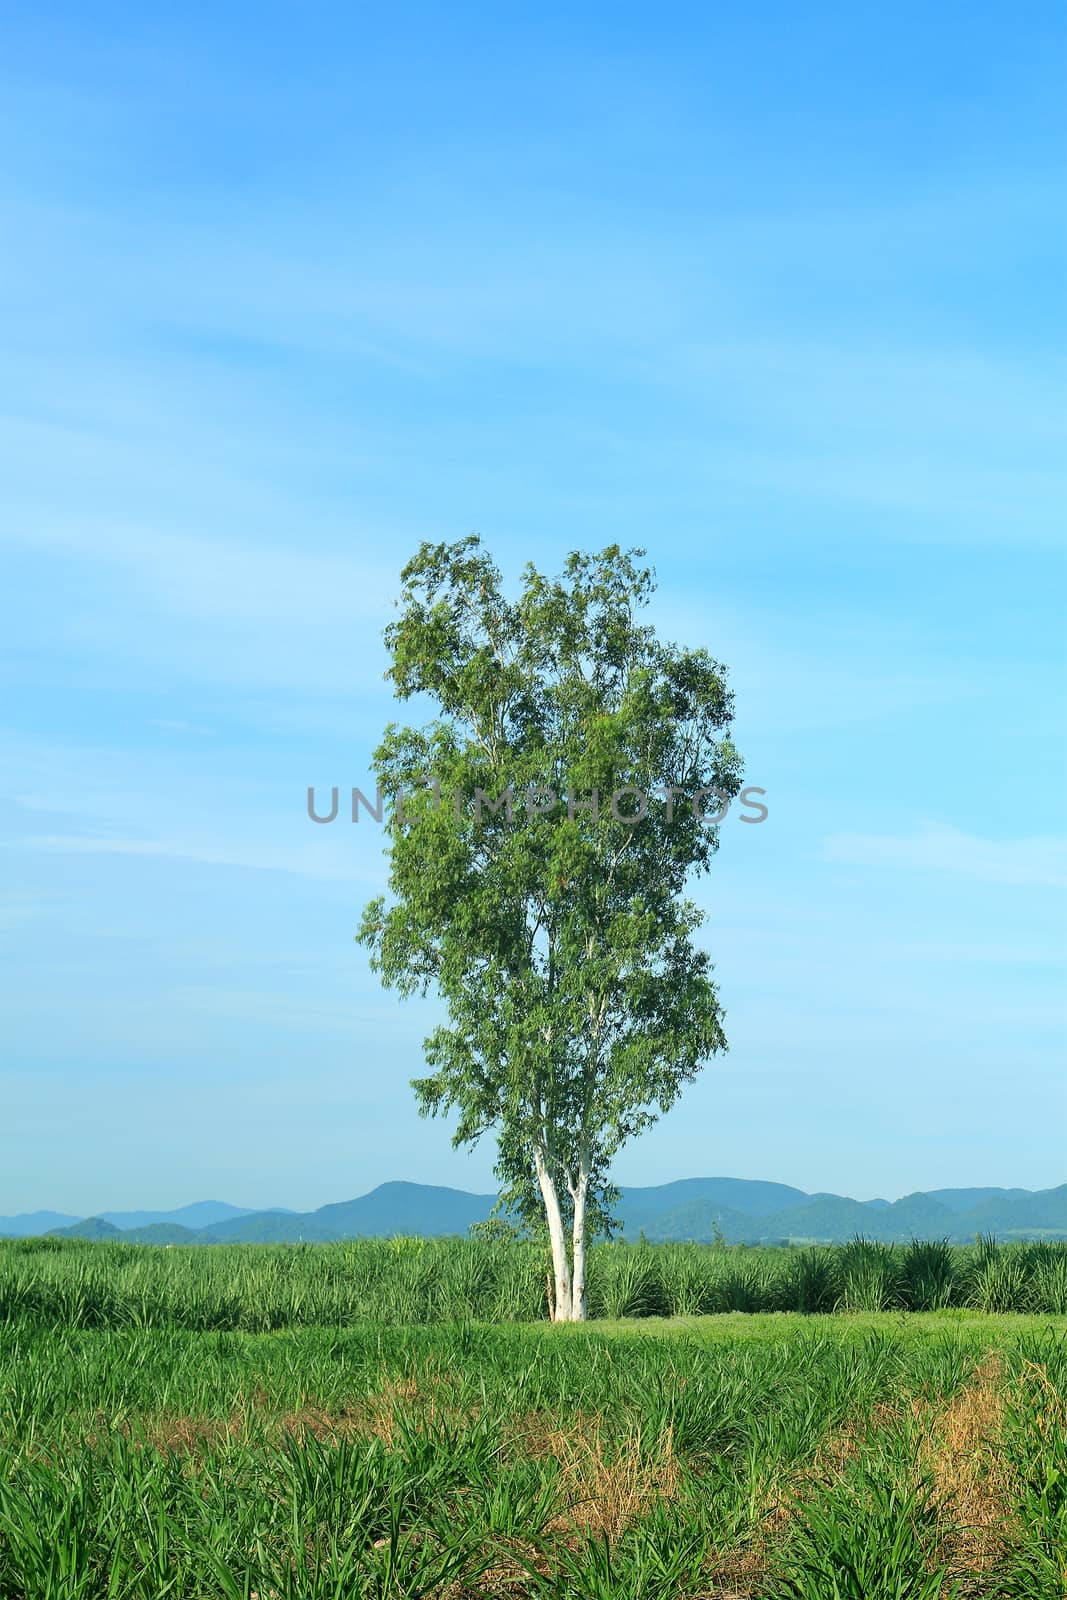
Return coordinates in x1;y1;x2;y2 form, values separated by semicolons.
468;1216;520;1244
899;1238;955;1312
357;540;742;1279
995;1334;1067;1597
790;1248;837;1314
590;1244;670;1320
768;1468;957;1599
836;1238;901;1313
3;1235;1067;1331
967;1235;1034;1314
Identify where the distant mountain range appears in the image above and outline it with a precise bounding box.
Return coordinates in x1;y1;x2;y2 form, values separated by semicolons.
0;1200;289;1238
1;1178;1063;1245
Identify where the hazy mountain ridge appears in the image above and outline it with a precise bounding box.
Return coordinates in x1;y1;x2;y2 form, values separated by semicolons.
96;1201;283;1231
0;1210;81;1237
3;1179;1063;1245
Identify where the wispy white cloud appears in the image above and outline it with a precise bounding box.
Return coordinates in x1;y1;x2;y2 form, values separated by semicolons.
650;594;981;736
19;830;377;884
1;513;397;696
0;890;60;929
3;156;1063;549
1;757;387;889
824;823;1067;888
4;518;396;628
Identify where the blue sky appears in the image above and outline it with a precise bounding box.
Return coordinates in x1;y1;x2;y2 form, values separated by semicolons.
2;2;1064;1216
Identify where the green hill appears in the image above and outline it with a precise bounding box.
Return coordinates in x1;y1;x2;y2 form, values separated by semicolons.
610;1178;809;1232
925;1186;1031;1214
120;1224;203;1245
959;1185;1067;1238
49;1217;123;1241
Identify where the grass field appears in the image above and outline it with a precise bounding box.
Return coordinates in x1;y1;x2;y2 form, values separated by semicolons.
3;1235;1067;1328
2;1307;1066;1595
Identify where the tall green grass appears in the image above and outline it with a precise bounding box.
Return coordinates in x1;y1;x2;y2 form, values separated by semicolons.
995;1333;1067;1597
2;1235;1064;1330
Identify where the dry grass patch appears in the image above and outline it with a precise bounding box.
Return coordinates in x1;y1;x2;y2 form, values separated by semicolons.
89;1403;252;1454
276;1370;429;1446
442;1415;685;1600
917;1353;1015;1584
92;1364;474;1453
555;1422;682;1539
506;1408;682;1539
333;1362;481;1444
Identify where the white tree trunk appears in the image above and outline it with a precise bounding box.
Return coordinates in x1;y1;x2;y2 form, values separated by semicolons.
570;1159;589;1322
534;1144;572;1321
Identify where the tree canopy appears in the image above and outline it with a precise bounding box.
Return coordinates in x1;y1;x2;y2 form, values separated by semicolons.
358;538;743;1318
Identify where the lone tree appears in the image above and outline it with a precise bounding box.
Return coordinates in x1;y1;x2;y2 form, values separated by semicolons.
358;539;743;1320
